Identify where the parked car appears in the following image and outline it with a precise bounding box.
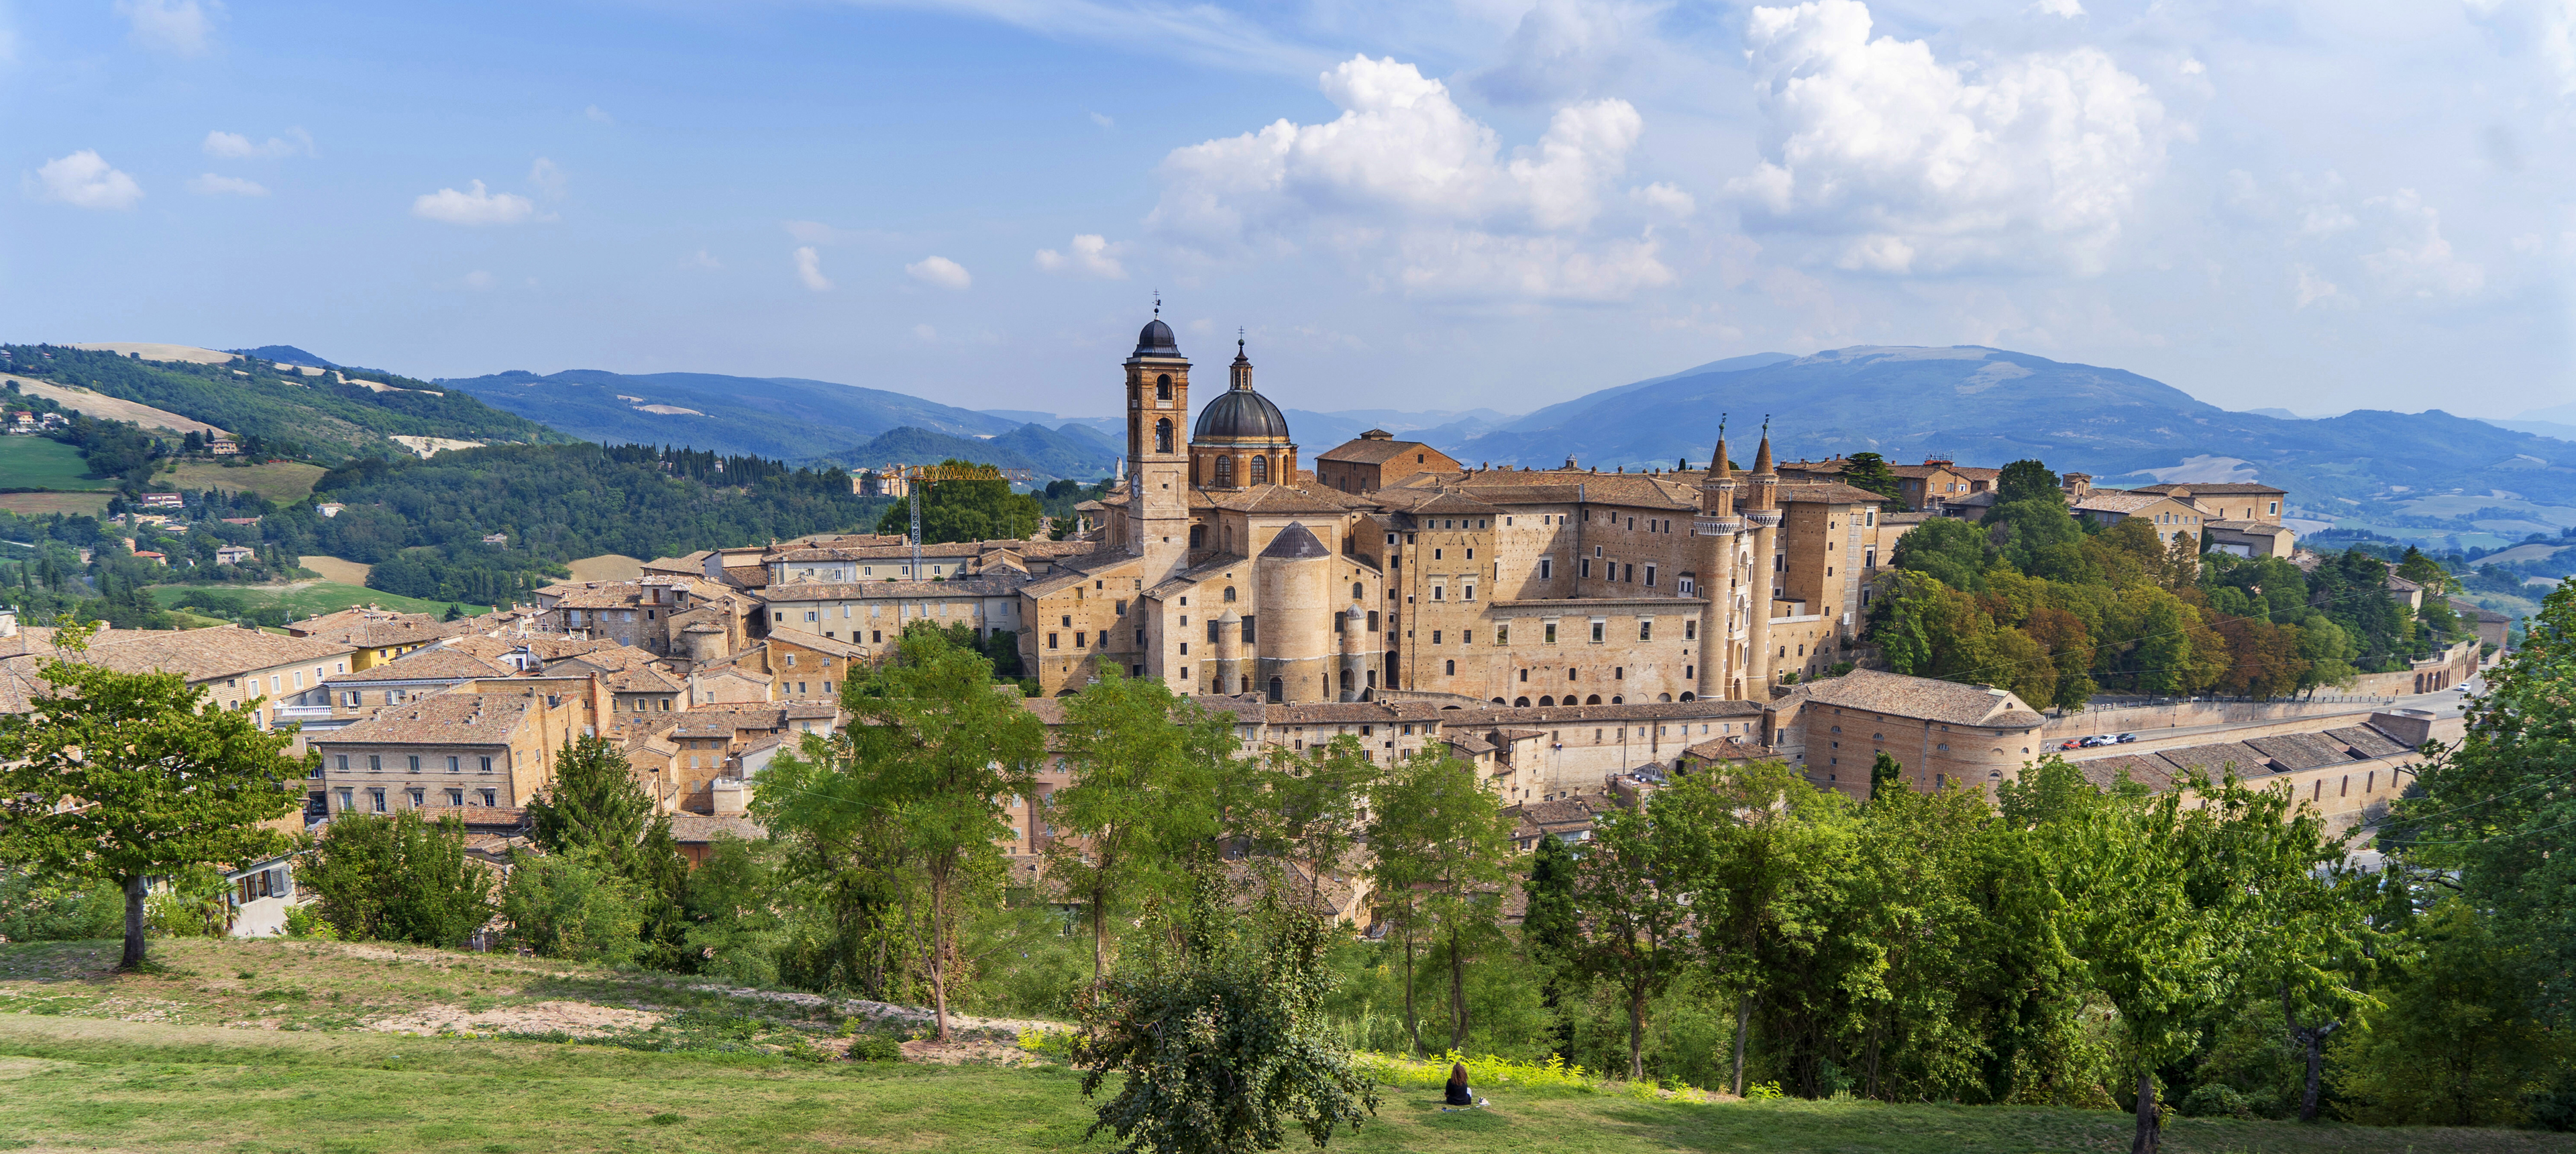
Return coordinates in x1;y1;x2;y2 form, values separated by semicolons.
2059;739;2084;751
2114;733;2137;744
2079;735;2115;747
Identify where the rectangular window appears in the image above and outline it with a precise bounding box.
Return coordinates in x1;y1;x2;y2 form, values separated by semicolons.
1431;585;1444;601
1590;620;1605;643
1578;558;1592;578
447;756;460;774
1432;631;1442;645
368;755;380;772
335;755;348;771
1463;584;1475;601
1640;621;1653;641
1073;631;1085;648
370;789;386;812
1644;564;1656;588
447;788;464;806
335;788;352;810
1049;633;1059;649
1495;624;1509;644
1539;558;1552;580
480;757;493;774
408;755;421;773
1685;620;1697;640
1241;617;1256;643
1543;622;1558;644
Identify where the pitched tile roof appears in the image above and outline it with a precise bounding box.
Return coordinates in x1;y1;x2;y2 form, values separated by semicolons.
319;692;539;746
764;626;870;658
329;648;513;683
78;627;356;684
2076;753;2182;792
2328;725;2413;758
753;575;1028;602
1774;481;1894;505
1789;669;2044;729
2154;741;2273;781
2241;732;2353;772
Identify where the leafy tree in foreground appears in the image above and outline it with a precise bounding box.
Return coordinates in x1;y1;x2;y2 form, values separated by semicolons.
1077;870;1377;1154
527;735;690;967
762;624;1040;1038
0;626;308;967
1046;668;1239;984
499;853;644;963
1365;748;1517;1053
302;810;494;947
1564;790;1697;1081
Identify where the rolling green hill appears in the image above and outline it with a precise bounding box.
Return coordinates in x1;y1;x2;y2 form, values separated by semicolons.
0;345;566;464
824;423;1119;482
437;367;1020;461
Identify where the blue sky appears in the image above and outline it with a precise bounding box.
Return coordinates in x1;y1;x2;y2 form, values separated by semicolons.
8;0;2573;421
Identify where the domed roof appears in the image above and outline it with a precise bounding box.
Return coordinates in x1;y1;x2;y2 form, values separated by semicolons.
1134;318;1180;357
1193;385;1291;443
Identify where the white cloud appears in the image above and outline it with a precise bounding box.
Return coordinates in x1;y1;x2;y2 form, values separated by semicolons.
1629;182;1695;217
2298;203;2357;235
2292;264;2346;309
912;323;938;342
2359;190;2483;299
682;249;722;270
186;173;266;196
1471;0;1664;105
794;246;833;291
411;180;536;225
463;270;496;291
529;158;566;200
1091;111;1116;129
1725;0;2174;274
116;0;215;56
28;151;144;210
586;104;614;123
2032;0;2083;15
1149;54;1667;301
203;128;311;159
906;255;973;290
1034;234;1127;278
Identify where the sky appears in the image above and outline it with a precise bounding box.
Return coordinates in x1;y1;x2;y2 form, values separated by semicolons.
7;0;2575;422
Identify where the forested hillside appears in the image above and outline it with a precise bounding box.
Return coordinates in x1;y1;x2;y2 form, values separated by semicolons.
828;423;1117;481
0;346;562;463
259;443;888;603
438;367;1018;461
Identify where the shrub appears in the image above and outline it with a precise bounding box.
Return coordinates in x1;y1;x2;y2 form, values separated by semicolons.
2180;1083;2255;1119
0;868;121;941
848;1035;903;1062
499;853;643;963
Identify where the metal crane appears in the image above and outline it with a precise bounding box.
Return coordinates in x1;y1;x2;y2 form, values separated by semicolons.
897;463;1036;620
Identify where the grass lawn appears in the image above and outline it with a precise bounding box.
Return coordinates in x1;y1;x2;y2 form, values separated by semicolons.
0;435;111;491
148;580;491;620
164;460;329;504
0;491;115;516
0;939;2570;1154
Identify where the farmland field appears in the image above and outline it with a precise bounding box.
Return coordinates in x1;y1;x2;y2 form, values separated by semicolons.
0;435;110;491
164;460;328;504
0;491;115;516
149;580;490;620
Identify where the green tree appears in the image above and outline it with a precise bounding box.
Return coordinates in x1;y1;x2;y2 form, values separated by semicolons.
1868;751;1905;800
1994;459;2062;507
1520;833;1581;1063
680;833;787;985
526;735;690;967
872;460;1042;543
500;853;645;963
1248;735;1378;913
301;810;496;946
1886;517;1996;592
1075;869;1378;1154
1841;452;1902;505
761;625;1041;1038
1046;668;1241;982
2332;896;2562;1126
0;627;308;967
1565;792;1699;1080
1365;748;1518;1053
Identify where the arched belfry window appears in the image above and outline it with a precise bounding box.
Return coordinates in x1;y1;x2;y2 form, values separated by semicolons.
1156;374;1173;401
1249;456;1269;484
1223;586;1237;602
1351;582;1363;600
1155;418;1173;454
1214;456;1233;486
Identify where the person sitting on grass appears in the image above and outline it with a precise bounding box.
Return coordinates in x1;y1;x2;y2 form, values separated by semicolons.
1444;1062;1474;1107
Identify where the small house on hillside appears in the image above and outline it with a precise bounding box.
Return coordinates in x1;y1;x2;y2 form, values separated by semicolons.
215;545;255;566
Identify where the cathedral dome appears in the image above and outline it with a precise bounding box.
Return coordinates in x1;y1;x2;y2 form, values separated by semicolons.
1134;318;1181;357
1193;385;1291;443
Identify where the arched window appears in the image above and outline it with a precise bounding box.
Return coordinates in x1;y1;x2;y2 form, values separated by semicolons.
1267;676;1283;703
1341;670;1353;692
1156;374;1172;401
1513;696;1530;706
1679;691;1696;701
1491;697;1506;704
1586;694;1602;704
1249;456;1269;484
1223;586;1236;602
1658;693;1672;702
1609;695;1621;704
1215;456;1232;485
1444;660;1455;676
1352;582;1364;600
1538;695;1554;706
1155;419;1173;454
1189;525;1205;548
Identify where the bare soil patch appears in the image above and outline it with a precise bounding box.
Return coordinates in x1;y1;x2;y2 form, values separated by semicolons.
66;342;237;365
299;556;372;585
2;375;223;436
367;1000;665;1038
901;1039;1036;1065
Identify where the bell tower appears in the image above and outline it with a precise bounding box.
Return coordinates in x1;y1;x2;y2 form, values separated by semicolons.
1124;297;1192;585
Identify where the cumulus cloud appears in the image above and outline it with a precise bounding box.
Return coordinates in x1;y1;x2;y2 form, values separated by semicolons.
794;246;832;291
682;249;721;270
586;104;614;123
462;270;496;291
1149;54;1670;300
412;180;536;225
186;173;266;196
2292;264;2345;310
116;0;215;56
2359;190;2482;299
203;128;311;159
906;255;973;290
1471;0;1664;105
1090;111;1116;129
29;152;144;210
2032;0;2083;15
1630;182;1695;217
1035;234;1126;278
1725;0;2173;274
529;158;566;200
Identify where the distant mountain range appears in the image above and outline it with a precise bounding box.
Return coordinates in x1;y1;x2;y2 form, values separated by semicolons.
436;368;1024;462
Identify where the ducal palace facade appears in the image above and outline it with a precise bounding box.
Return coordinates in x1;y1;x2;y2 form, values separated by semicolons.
1011;315;1901;706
